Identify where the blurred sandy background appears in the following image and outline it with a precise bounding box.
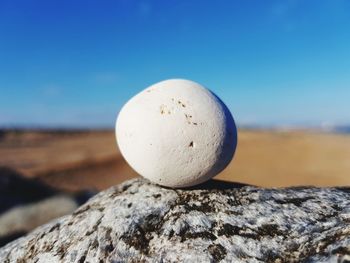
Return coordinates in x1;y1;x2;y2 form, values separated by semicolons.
1;129;349;192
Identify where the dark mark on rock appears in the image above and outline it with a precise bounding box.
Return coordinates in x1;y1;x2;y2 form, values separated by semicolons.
217;223;240;236
182;231;217;241
153;194;161;199
85;217;102;236
208;244;227;262
48;223;60;233
331;246;350;255
275;197;314;206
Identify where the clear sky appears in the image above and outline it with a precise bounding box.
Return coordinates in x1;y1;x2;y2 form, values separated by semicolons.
0;0;349;128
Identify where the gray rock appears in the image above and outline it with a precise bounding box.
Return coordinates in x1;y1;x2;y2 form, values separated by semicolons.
0;178;350;262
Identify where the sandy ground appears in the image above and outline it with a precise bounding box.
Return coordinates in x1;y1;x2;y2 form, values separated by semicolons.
220;130;350;187
0;129;349;191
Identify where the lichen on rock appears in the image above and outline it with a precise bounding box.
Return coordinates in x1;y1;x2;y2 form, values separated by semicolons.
1;178;350;262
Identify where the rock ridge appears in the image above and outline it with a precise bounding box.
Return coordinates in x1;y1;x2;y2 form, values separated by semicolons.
0;178;350;262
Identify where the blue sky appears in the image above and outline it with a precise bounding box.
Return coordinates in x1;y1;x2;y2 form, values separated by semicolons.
0;0;349;128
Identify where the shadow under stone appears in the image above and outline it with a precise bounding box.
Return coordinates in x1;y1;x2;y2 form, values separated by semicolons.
158;179;253;191
179;179;252;191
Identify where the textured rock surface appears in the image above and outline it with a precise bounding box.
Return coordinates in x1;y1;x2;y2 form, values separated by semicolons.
1;178;350;262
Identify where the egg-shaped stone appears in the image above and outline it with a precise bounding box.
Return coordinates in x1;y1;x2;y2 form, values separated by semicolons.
116;79;237;188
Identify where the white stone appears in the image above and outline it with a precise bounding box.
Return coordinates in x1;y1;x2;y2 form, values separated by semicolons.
115;79;237;188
